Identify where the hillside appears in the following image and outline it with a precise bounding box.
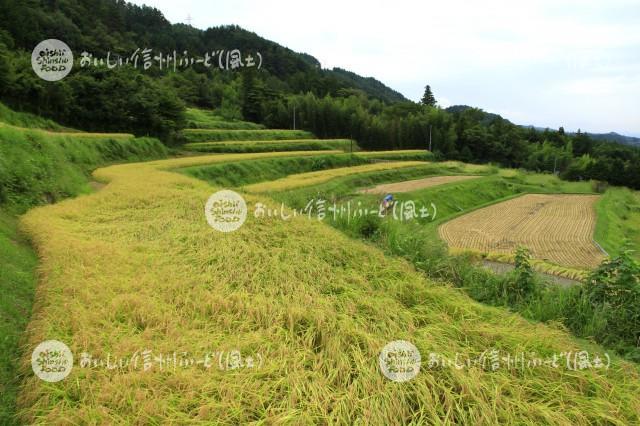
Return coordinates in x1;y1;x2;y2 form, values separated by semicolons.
0;1;638;195
0;1;403;103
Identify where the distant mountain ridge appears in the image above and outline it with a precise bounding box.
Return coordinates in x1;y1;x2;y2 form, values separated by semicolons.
577;132;640;146
447;106;640;147
523;126;640;146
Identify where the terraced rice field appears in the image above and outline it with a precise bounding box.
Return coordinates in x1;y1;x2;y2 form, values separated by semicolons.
7;107;640;424
359;175;480;194
439;194;605;268
16;152;640;424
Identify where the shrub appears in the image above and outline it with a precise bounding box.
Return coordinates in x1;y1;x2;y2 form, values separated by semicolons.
354;213;382;239
591;180;609;193
502;247;537;304
579;251;640;358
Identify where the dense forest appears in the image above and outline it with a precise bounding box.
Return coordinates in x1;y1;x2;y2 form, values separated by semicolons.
0;0;638;189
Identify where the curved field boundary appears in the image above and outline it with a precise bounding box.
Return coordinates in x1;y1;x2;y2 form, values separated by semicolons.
16;151;640;424
439;194;605;269
243;161;428;193
359;175;481;194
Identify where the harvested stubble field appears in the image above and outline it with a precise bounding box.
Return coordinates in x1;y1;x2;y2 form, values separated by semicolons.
15;151;640;424
359;175;480;194
439;193;605;268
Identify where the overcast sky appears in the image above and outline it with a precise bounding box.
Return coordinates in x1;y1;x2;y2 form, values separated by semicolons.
130;0;640;136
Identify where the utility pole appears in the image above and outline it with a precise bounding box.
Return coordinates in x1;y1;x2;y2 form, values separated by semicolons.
428;124;432;152
350;134;353;166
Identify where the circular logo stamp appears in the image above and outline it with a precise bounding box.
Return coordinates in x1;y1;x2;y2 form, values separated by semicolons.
205;190;247;232
379;340;421;382
31;39;73;81
31;340;74;382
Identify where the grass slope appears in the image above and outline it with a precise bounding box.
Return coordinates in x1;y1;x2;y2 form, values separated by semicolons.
0;126;167;212
182;129;315;143
15;152;640;423
355;150;434;161
184;139;356;153
594;187;640;259
0;103;66;131
179;153;369;188
0;213;38;425
184;108;265;130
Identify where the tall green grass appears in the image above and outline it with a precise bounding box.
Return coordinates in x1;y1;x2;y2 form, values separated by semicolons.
182;128;315;143
0;102;66;131
0;126;167;212
0;212;38;425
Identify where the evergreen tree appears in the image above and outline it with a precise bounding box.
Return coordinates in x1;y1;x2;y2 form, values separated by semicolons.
421;85;436;107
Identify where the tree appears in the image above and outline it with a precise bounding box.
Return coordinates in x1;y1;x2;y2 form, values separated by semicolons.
0;41;12;93
240;70;265;122
420;85;436;107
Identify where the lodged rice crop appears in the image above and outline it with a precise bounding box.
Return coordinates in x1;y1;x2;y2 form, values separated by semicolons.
16;151;640;424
